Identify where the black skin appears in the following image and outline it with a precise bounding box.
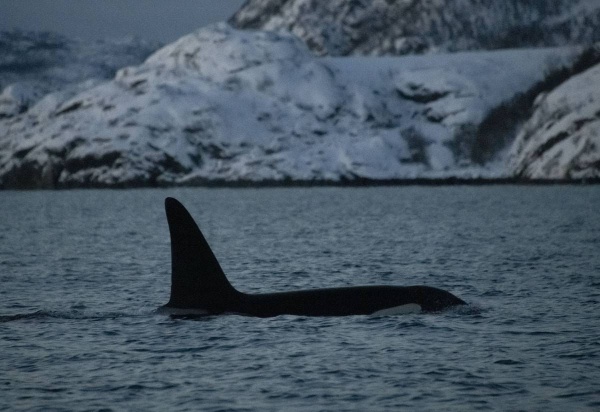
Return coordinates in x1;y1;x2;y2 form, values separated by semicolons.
231;286;464;317
163;197;466;317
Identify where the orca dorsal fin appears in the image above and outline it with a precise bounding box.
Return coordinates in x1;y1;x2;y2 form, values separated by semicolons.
164;197;238;311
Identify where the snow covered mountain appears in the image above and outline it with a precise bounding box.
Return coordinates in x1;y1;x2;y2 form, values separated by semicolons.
0;30;159;118
230;0;600;56
0;23;583;188
509;60;600;179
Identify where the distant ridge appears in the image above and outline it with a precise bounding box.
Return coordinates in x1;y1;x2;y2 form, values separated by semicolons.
231;0;600;56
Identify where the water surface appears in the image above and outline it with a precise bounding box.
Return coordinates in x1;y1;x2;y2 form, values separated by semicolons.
1;187;599;411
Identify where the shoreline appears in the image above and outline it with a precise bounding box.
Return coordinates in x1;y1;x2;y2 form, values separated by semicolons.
2;176;599;190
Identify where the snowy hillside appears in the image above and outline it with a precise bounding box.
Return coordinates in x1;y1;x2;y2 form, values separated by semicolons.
0;23;582;188
509;62;600;179
0;30;158;118
230;0;600;56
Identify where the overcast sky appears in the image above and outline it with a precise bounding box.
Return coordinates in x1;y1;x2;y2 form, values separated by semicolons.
0;0;245;43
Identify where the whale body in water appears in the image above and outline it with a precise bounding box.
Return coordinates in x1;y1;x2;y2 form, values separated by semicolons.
160;197;466;317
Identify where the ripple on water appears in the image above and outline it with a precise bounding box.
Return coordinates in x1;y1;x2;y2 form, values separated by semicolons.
1;187;600;411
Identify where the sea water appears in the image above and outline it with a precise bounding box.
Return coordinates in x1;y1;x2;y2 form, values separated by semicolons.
1;186;599;411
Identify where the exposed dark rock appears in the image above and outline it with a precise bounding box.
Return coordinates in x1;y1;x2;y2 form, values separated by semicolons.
231;0;600;56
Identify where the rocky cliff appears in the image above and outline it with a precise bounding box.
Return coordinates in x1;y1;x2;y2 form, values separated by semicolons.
230;0;600;56
0;24;580;188
1;1;600;188
510;60;600;179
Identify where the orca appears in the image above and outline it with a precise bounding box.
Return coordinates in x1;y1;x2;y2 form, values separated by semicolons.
159;197;466;317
